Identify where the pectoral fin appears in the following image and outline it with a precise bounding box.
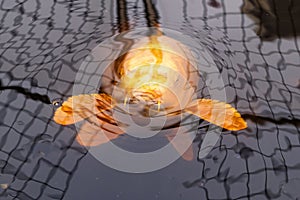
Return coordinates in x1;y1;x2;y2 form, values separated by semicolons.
184;99;247;131
166;126;196;161
53;93;115;125
76;121;124;147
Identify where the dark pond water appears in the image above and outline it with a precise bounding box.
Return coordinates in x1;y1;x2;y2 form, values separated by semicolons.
0;0;300;199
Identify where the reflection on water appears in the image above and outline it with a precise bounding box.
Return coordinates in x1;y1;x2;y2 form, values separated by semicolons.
0;0;299;199
242;0;300;40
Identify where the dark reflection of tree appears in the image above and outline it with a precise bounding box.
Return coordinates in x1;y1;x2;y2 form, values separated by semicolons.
241;0;300;40
116;0;130;32
142;0;160;27
142;0;161;36
0;83;51;104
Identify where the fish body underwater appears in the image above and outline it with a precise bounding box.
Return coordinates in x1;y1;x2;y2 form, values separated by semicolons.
53;34;247;159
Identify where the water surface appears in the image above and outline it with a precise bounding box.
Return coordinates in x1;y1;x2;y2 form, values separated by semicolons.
0;0;299;199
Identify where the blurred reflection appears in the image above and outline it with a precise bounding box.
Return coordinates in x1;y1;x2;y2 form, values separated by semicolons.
242;0;300;40
116;0;130;32
208;0;221;8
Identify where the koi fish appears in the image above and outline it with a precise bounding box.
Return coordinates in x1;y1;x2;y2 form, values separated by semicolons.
53;34;247;159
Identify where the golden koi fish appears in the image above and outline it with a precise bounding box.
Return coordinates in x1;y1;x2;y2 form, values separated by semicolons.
53;34;247;157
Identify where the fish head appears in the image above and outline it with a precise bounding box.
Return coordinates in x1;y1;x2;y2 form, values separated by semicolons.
113;36;200;116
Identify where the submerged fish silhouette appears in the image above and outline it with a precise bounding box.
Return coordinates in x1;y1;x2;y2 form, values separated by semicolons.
53;34;247;159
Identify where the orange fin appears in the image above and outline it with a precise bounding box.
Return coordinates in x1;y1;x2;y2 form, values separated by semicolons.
76;120;124;147
53;93;115;125
166;126;196;161
185;99;247;131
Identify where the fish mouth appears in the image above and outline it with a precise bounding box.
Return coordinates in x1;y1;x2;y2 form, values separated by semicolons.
131;86;162;103
124;82;165;114
114;83;164;118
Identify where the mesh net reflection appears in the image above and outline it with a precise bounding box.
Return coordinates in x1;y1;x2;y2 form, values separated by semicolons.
0;0;299;199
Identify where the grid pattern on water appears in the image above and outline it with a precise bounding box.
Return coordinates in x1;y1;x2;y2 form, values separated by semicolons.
0;0;299;199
